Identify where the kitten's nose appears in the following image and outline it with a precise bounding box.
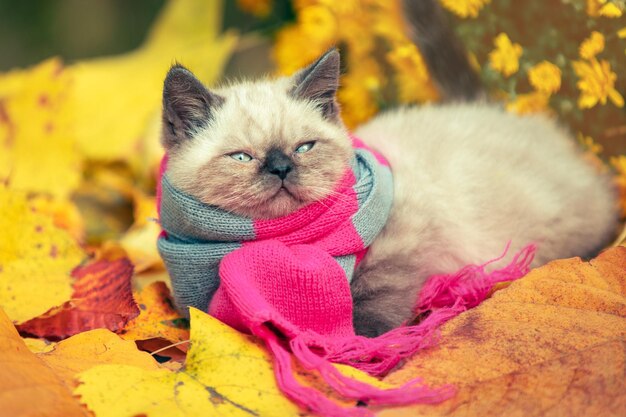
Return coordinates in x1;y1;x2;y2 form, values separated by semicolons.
269;165;292;180
265;149;294;180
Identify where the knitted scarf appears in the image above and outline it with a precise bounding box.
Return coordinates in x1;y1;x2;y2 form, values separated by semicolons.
157;139;536;417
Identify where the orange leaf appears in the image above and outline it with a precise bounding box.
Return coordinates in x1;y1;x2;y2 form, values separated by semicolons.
0;308;87;417
120;281;189;347
37;328;160;387
380;247;626;416
17;258;138;339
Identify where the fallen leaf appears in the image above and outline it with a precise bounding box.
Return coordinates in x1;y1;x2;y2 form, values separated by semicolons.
72;163;136;245
17;258;138;339
379;247;626;417
118;192;164;272
76;308;389;417
38;328;160;388
22;337;56;354
0;186;84;323
69;0;237;162
76;308;302;417
0;58;81;199
0;308;87;417
29;195;86;244
120;281;189;346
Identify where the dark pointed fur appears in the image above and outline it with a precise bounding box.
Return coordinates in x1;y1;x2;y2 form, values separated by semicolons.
162;64;225;150
291;48;341;121
402;0;484;101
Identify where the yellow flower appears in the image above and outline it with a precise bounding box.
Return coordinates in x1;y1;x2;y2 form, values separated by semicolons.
572;58;624;108
488;33;523;77
600;2;624;16
528;61;562;94
273;25;332;75
618;27;626;38
299;5;337;43
579;31;605;60
586;0;624;17
440;0;491;18
578;133;604;155
506;92;550;114
386;42;439;103
337;59;383;128
236;0;273;17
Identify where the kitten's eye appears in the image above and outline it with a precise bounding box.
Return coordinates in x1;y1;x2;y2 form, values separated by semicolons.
295;141;316;154
229;152;253;162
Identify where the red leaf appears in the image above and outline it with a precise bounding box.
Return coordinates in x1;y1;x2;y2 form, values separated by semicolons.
17;258;139;340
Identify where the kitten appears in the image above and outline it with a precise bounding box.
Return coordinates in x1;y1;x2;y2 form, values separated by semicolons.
161;0;618;337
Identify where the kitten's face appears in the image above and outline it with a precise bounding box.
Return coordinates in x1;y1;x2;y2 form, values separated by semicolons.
161;50;352;218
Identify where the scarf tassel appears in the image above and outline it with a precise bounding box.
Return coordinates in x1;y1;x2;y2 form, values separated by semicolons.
256;324;455;417
246;243;536;417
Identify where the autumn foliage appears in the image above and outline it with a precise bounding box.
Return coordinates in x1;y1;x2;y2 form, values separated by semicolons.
1;0;626;416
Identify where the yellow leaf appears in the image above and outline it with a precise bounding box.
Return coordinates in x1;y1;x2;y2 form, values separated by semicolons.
380;247;626;416
29;195;86;243
38;329;160;387
77;308;389;417
69;0;237;161
0;186;84;323
76;308;303;417
118;192;164;272
22;337;56;354
0;308;87;417
120;281;189;345
0;58;81;199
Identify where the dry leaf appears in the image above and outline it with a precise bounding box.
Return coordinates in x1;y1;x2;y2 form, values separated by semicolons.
0;186;84;323
76;308;390;417
17;258;138;339
76;308;303;417
118;192;164;272
29;195;86;244
379;247;626;417
0;58;81;199
22;337;56;354
120;281;189;346
0;308;87;417
38;328;160;387
73;163;137;245
69;0;237;162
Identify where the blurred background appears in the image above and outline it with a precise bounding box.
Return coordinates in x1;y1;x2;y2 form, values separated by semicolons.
1;0;624;151
1;0;625;251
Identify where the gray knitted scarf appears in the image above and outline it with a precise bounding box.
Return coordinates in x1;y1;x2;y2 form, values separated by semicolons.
157;143;393;314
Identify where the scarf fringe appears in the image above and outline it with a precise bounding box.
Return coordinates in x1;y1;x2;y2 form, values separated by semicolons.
250;243;536;416
257;324;454;417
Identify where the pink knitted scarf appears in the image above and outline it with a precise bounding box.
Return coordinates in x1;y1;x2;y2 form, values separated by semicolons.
157;139;536;417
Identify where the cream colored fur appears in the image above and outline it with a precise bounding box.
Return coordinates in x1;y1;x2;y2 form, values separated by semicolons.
164;75;618;338
166;78;352;218
357;102;617;274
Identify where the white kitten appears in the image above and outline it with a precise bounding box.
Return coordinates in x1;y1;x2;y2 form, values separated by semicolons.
161;0;618;337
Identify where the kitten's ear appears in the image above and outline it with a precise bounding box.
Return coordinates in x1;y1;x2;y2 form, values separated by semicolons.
291;48;341;121
161;64;224;150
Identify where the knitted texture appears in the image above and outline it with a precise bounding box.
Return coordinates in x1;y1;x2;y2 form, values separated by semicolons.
158;140;393;316
157;138;536;417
